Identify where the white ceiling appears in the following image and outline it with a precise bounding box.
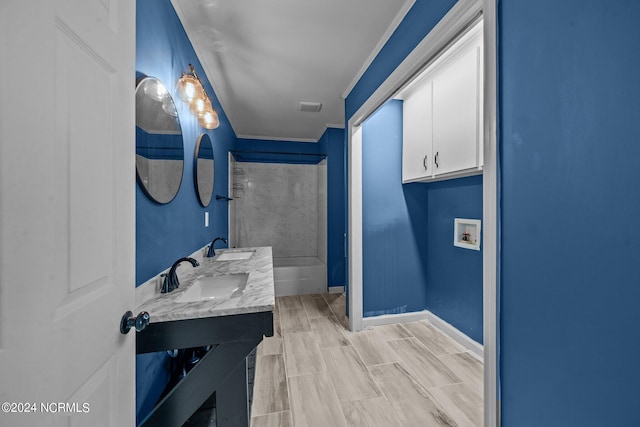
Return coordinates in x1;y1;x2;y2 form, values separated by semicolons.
171;0;414;142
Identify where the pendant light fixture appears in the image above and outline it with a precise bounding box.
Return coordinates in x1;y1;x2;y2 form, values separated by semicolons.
176;64;220;129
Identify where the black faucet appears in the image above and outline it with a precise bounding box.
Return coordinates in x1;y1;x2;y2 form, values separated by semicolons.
161;257;199;293
206;237;228;257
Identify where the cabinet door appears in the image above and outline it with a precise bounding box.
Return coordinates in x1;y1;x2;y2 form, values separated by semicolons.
432;45;480;175
402;80;433;182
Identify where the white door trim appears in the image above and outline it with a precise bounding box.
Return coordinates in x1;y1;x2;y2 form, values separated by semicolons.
481;1;499;425
347;125;364;332
346;0;498;425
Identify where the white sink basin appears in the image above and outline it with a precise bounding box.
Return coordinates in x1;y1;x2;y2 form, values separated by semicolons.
214;251;255;261
177;274;248;303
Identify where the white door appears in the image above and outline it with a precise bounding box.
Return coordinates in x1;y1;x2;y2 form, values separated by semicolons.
0;1;135;426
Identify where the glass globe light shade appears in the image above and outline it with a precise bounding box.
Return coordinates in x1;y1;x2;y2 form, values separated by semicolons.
176;74;203;103
190;97;206;116
144;79;169;101
200;109;220;129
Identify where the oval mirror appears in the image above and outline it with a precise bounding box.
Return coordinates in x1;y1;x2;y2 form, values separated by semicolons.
135;77;184;204
194;133;215;207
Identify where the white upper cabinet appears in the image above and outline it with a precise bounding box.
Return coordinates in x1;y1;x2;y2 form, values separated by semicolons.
432;44;480;175
401;21;483;183
402;79;433;182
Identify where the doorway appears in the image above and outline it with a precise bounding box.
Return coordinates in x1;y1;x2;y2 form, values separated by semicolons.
347;0;498;426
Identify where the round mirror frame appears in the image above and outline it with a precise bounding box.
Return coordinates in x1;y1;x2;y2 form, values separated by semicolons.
194;133;215;207
135;76;184;204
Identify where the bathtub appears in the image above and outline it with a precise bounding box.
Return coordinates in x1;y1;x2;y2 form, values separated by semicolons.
272;257;327;296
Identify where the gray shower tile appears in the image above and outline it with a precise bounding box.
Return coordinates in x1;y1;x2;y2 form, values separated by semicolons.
234;163;319;258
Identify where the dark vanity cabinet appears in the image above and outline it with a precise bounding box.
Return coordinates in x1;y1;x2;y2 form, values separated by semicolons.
136;311;273;427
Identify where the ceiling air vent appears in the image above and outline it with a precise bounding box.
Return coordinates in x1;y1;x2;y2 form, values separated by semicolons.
298;101;322;113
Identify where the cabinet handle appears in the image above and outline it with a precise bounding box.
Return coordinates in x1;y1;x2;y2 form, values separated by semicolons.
423;155;428;170
435;152;439;168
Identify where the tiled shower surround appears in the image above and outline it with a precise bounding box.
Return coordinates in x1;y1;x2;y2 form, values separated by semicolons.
231;161;327;259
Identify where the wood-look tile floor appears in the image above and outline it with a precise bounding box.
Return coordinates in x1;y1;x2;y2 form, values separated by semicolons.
251;294;483;427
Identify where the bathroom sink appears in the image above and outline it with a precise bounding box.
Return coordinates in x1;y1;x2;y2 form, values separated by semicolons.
214;251;255;261
177;274;248;303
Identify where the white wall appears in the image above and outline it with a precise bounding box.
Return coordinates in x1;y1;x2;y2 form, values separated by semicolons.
317;159;327;263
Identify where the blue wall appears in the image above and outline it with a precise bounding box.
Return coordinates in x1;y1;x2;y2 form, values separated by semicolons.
359;99;483;342
319;128;347;287
425;175;482;343
346;0;457;119
135;0;235;422
349;0;640;422
349;0;482;342
499;0;640;425
234;137;324;164
345;0;458;314
361;100;430;316
136;0;234;287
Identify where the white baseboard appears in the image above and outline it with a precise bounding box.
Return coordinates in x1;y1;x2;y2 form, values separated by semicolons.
360;310;483;362
328;286;345;294
361;311;432;328
422;311;483;361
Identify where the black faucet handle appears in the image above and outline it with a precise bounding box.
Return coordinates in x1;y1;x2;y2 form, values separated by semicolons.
207;237;229;257
163;257;200;292
160;273;170;293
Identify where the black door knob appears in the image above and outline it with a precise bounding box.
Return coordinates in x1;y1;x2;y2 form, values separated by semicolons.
120;311;150;334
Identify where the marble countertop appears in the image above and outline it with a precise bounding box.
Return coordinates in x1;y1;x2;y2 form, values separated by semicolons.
136;247;275;323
